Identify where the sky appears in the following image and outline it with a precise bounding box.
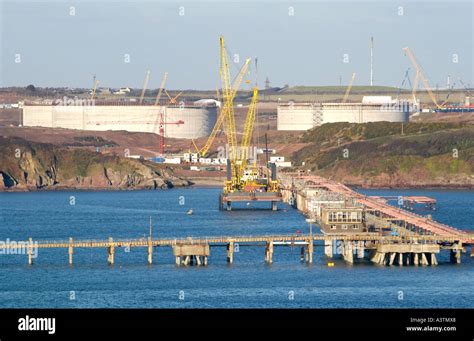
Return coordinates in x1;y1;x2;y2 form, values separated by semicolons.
0;0;472;90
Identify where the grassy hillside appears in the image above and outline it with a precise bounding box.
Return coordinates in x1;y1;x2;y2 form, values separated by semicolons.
293;122;474;188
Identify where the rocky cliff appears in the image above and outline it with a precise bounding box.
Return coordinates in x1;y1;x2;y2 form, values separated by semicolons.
0;137;189;191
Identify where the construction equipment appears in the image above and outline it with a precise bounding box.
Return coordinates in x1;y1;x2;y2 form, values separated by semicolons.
240;87;258;173
91;80;99;100
220;36;239;167
412;69;420;104
215;36;281;210
342;73;356;103
191;57;251;158
396;68;412;100
154;72;168;106
149;72;184;155
459;79;472;98
403;47;444;109
164;90;183;105
139;70;151;104
157;116;184;155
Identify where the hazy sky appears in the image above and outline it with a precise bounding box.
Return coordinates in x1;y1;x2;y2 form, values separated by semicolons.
1;0;472;89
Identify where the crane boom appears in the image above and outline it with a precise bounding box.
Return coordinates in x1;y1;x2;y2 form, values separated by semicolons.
192;60;250;157
91;80;99;100
220;36;243;163
165;90;183;105
412;69;420;104
403;47;443;109
139;70;151;104
239;87;259;172
342;73;356;103
154;72;168;106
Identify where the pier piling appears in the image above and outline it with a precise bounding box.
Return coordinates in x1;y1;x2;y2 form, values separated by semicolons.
27;237;33;266
307;239;314;264
226;242;234;264
107;237;115;265
265;241;274;264
324;240;333;258
68;237;73;266
147;238;153;265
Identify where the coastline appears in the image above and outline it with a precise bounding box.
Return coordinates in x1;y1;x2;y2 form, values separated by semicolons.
1;178;473;192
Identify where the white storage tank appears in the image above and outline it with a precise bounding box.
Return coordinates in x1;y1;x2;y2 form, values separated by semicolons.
277;98;411;131
22;102;218;139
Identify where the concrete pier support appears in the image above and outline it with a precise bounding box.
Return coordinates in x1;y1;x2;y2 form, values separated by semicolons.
265;241;274;264
421;253;429;266
430;253;438;266
324;239;333;258
356;241;365;259
173;244;210;266
389;252;396;265
226;242;234;264
107;237;115;265
147;238;153;265
370;251;386;265
342;242;354;264
373;244;440;266
68;237;73;266
306;240;314;264
450;249;461;264
271;201;277;211
27;237;33;266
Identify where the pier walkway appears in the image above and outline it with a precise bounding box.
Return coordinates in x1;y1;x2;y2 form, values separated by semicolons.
280;174;473;244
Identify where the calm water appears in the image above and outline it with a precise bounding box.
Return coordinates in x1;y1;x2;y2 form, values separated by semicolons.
0;188;472;308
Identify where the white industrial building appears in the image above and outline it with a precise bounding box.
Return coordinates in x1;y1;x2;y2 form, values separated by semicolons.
277;96;411;131
21;102;218;139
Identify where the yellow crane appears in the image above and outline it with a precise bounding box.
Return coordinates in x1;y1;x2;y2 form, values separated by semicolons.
403;47;444;109
239;87;258;173
233;87;262;191
91;80;99;100
192;56;250;158
342;73;356;103
220;35;238;165
164;90;183;105
412;69;420;104
139;70;151;104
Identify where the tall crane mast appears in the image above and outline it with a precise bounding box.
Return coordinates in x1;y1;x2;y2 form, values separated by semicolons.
149;72;183;155
403;47;444;109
